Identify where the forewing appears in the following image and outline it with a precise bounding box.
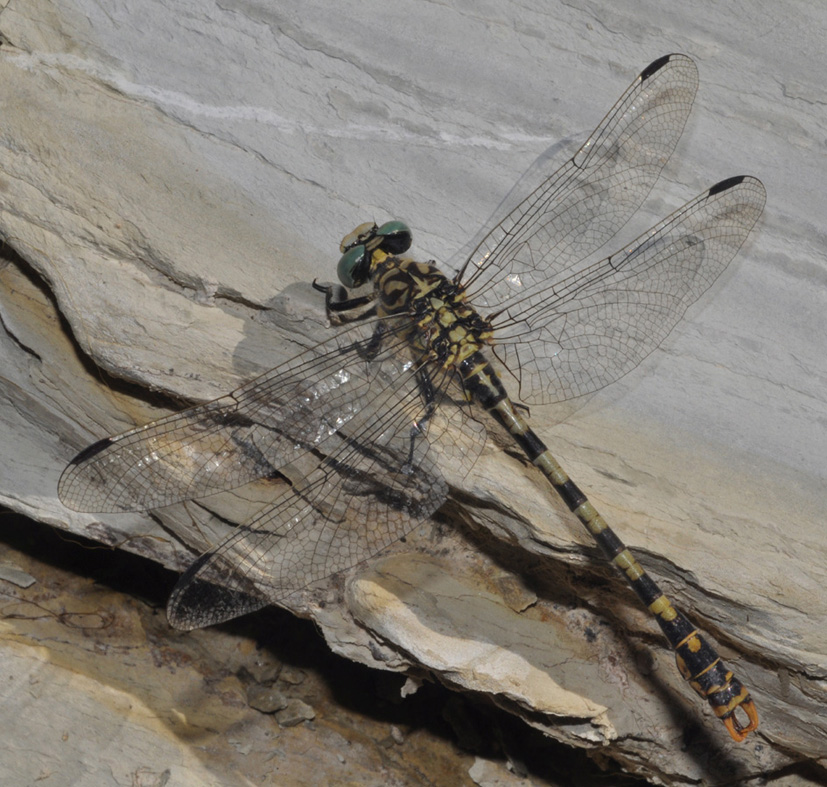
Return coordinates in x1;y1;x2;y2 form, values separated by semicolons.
492;176;767;404
458;54;699;315
58;317;418;513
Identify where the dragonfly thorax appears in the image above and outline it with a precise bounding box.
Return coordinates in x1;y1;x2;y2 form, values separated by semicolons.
373;256;494;369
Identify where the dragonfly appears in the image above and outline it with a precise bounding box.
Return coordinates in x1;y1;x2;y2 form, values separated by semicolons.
58;54;766;741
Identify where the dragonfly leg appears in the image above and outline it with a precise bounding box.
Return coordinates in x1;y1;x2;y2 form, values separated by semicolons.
312;279;377;318
401;366;439;471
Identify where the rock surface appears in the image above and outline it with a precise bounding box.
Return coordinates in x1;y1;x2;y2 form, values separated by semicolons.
1;1;825;784
0;515;514;786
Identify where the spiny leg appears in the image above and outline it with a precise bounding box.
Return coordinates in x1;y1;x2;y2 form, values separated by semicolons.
402;366;439;466
312;279;376;316
489;393;758;741
314;277;438;475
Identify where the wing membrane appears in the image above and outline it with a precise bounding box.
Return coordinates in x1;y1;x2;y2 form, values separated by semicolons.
459;54;699;315
491;176;767;404
59;318;422;512
166;361;454;629
60;312;489;629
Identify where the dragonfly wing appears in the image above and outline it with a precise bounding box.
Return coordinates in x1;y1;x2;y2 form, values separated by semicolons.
167;552;269;629
458;54;698;314
166;358;453;629
492;176;766;404
58;318;418;513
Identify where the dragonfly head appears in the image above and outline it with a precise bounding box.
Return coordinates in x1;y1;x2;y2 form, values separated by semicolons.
337;220;412;288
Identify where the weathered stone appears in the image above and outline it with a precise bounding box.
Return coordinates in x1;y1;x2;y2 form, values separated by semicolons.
246;683;288;714
276;698;316;728
1;1;825;784
278;666;308;686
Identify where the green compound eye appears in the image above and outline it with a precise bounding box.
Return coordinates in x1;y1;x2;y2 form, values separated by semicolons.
337;221;412;288
337;244;368;288
376;221;412;255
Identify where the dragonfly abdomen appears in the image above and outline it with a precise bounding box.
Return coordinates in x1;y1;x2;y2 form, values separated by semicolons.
458;351;758;739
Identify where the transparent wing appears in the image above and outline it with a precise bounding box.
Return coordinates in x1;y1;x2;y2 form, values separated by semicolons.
458;53;699;314
166;410;443;629
166;362;487;630
60;310;489;629
491;176;766;404
58;317;454;513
